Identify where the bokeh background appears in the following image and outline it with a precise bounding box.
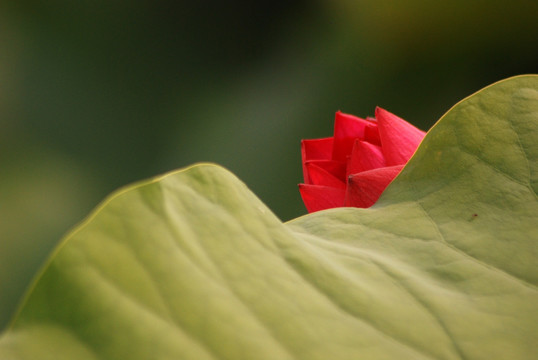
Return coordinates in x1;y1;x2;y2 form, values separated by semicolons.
1;0;537;330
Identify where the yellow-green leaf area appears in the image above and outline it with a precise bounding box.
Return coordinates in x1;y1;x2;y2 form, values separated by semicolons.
1;75;536;360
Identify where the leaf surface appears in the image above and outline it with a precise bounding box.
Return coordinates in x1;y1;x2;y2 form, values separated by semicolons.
1;75;537;359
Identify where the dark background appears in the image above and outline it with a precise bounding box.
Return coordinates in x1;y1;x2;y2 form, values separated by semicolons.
1;0;537;330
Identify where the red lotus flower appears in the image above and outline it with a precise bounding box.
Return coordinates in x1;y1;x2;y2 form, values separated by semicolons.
299;107;426;213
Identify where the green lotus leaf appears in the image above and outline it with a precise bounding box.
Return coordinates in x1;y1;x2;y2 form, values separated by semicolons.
1;75;536;359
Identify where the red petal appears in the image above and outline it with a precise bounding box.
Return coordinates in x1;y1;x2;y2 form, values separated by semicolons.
305;160;346;183
344;165;404;208
301;137;333;182
299;184;346;213
332;111;375;162
375;107;426;166
302;137;333;162
306;163;346;189
346;140;386;177
364;122;381;146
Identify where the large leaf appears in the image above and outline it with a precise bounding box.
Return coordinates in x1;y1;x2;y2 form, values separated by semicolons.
1;75;536;359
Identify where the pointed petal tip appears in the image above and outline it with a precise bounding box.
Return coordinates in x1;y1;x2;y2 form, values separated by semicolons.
374;106;387;119
345;165;404;208
375;107;426;165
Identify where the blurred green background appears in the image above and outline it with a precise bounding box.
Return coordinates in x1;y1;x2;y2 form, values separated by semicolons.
1;0;537;330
